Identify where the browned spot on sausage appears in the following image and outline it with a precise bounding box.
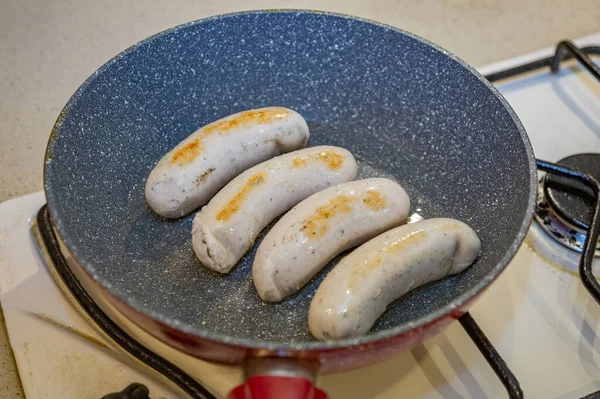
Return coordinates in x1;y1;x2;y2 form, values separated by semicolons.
203;107;290;135
292;157;307;167
217;172;268;222
291;151;345;170
318;151;344;170
194;168;215;186
171;107;290;165
301;195;355;238
348;230;429;290
349;255;383;289
171;139;203;164
383;230;429;254
299;189;387;240
437;222;462;232
363;190;386;210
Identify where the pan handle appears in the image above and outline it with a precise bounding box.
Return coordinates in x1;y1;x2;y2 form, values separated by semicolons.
228;358;328;399
228;376;328;399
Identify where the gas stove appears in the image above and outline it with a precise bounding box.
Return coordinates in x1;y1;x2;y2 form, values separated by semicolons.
1;34;600;399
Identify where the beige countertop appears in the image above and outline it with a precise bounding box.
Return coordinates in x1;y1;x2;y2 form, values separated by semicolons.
1;0;599;397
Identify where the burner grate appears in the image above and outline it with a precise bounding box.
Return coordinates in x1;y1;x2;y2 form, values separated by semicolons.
485;39;600;399
536;160;600;308
35;205;217;399
544;153;600;232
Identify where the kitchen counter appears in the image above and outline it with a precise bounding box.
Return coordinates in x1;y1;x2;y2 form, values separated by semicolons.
1;0;599;397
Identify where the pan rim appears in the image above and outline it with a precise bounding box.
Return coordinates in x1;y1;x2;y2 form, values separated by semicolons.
44;9;538;351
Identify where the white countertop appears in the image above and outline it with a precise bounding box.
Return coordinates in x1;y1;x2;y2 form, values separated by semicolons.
1;1;600;397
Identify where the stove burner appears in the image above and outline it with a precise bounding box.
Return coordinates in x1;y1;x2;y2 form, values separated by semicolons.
545;154;600;230
535;154;600;256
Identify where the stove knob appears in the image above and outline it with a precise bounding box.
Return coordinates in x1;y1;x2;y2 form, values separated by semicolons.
100;383;151;399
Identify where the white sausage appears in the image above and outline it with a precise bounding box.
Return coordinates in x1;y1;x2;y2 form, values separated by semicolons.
145;107;309;218
192;146;358;273
308;218;481;341
252;178;411;302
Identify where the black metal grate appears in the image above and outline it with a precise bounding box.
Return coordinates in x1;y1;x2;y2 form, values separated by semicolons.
465;39;600;399
33;40;600;399
36;205;217;399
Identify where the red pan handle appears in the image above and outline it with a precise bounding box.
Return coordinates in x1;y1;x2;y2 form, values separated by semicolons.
228;358;329;399
228;376;328;399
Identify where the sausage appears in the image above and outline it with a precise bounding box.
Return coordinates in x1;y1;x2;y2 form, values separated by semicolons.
192;146;358;273
252;178;411;302
145;107;310;218
308;218;481;341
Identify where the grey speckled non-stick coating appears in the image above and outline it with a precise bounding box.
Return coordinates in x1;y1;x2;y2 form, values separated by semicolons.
44;10;536;350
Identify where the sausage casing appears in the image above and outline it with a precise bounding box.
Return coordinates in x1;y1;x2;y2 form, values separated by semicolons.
192;146;358;273
308;218;481;340
252;178;410;302
145;107;309;218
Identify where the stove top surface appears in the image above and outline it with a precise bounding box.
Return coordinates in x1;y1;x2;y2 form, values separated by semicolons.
2;34;600;399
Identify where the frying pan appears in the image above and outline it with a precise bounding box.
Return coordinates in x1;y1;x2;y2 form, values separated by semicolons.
43;9;537;398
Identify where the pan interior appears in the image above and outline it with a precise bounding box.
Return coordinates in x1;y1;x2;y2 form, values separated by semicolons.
44;11;534;347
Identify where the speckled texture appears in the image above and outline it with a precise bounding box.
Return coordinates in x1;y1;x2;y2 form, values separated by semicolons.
44;11;536;349
4;0;600;204
0;307;24;398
